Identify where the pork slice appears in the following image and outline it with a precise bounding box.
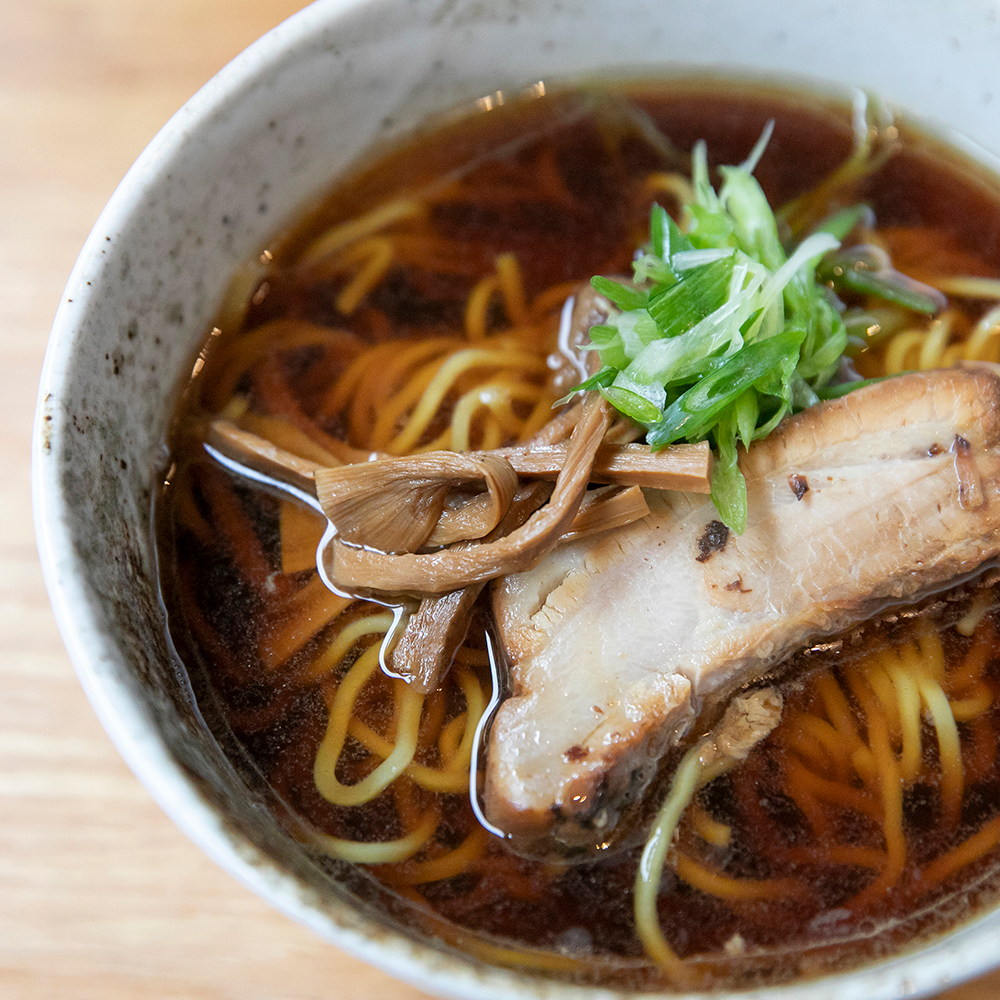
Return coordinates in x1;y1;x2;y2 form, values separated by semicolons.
485;364;1000;846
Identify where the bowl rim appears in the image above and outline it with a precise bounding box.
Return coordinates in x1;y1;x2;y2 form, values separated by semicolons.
30;0;1000;997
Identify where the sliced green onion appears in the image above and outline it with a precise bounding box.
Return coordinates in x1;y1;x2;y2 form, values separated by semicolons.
648;326;805;448
571;123;932;532
817;247;945;314
647;255;736;337
590;275;649;312
811;203;871;241
710;414;747;536
600;386;663;424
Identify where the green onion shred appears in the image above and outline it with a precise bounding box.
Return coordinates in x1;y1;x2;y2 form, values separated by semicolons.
573;124;937;533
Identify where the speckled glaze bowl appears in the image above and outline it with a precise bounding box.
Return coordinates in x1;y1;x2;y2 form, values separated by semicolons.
33;1;1000;997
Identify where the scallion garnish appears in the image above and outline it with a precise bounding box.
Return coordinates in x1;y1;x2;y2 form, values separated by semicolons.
816;246;945;314
570;122;950;533
573;128;848;533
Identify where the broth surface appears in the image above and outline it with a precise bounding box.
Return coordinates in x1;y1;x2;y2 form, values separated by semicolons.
158;82;1000;989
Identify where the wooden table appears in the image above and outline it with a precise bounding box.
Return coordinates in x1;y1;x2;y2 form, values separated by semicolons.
1;2;998;998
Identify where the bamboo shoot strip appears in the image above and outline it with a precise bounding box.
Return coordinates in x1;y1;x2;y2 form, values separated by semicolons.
205;417;713;494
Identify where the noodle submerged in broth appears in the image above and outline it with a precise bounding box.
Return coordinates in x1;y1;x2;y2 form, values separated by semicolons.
158;82;1000;989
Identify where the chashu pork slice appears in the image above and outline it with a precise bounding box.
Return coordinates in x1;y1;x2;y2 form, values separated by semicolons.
485;364;1000;846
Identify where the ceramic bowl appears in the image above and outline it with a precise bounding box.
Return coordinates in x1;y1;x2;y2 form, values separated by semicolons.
33;0;1000;997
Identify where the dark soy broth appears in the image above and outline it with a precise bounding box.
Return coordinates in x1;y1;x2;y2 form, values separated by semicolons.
157;82;1000;988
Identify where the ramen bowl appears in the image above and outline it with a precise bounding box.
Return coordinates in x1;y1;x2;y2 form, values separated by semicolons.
33;0;1000;997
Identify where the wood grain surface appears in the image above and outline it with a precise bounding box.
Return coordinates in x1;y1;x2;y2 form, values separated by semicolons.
2;2;998;998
